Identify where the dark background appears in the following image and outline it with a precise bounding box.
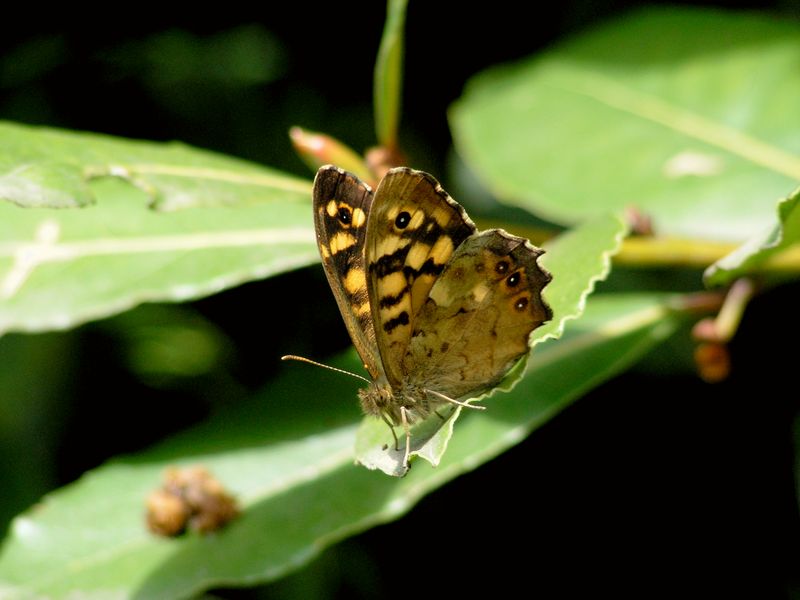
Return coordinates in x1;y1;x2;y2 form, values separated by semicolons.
1;2;799;598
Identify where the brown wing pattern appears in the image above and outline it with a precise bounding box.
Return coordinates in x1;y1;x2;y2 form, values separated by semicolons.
312;165;381;379
366;168;477;387
403;229;552;400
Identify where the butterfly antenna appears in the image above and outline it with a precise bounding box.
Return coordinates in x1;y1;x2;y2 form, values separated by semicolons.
281;355;372;385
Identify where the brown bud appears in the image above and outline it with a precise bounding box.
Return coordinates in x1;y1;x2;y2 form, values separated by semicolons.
694;342;731;383
289;127;373;183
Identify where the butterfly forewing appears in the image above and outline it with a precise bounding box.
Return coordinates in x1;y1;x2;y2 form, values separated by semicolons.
366;168;477;387
312;165;381;379
403;229;553;401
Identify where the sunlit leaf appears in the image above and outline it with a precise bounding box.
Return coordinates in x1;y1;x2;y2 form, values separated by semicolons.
0;291;685;599
450;8;800;241
0;123;317;336
704;185;800;286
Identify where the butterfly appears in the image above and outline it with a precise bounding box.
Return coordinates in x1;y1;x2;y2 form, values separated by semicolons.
309;165;552;473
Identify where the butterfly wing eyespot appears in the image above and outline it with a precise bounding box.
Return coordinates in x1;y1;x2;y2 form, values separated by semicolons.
338;205;352;224
394;211;411;229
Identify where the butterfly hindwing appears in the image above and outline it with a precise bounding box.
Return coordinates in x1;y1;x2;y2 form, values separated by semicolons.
313;165;381;379
404;229;553;401
366;168;477;387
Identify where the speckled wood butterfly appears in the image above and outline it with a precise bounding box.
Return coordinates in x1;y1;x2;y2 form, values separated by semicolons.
292;165;552;473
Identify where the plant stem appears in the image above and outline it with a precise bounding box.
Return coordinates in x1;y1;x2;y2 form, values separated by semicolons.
480;217;800;274
374;0;408;151
615;236;738;268
619;237;800;273
713;278;755;342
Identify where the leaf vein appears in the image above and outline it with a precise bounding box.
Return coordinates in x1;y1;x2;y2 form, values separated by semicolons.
548;69;800;179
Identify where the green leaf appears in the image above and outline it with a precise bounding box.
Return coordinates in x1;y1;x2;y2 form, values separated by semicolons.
354;213;629;476
534;213;629;342
704;185;800;286
449;8;800;241
0;123;317;336
373;0;407;149
0;291;684;600
0;122;309;210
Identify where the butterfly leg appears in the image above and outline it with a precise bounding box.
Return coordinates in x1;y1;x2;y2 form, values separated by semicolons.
380;412;401;452
400;406;411;471
427;389;486;412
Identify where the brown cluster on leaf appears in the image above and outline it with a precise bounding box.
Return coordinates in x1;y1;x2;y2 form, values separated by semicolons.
145;466;239;537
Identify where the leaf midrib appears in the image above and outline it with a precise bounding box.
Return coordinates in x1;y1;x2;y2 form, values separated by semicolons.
0;226;315;301
545;67;800;180
94;164;312;193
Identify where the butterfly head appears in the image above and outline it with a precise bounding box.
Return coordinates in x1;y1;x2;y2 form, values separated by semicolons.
358;381;397;420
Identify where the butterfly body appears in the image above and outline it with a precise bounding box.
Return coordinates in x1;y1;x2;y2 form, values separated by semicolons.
313;165;552;468
357;380;429;426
